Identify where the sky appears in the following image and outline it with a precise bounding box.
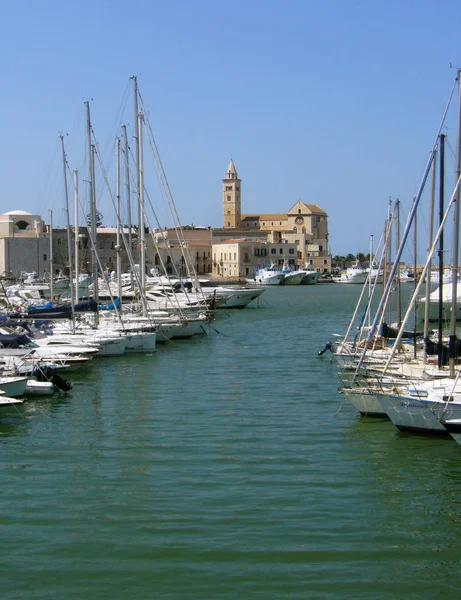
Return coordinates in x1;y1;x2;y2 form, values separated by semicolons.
1;0;461;258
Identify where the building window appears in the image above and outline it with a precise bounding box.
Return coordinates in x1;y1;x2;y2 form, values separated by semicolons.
227;195;231;201
43;253;47;260
16;220;29;230
234;253;236;260
298;209;301;214
227;222;230;227
224;253;227;260
99;240;104;249
324;259;328;264
57;238;62;245
271;248;276;255
244;253;249;261
227;210;231;215
293;227;297;233
319;245;323;252
302;227;306;233
110;241;115;249
295;240;299;245
279;248;283;254
255;248;260;256
226;186;232;191
316;216;321;222
289;249;294;254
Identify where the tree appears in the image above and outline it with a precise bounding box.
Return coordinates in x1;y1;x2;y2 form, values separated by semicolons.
86;210;104;228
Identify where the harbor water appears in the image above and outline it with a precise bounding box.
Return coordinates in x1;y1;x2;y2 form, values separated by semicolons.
2;284;461;598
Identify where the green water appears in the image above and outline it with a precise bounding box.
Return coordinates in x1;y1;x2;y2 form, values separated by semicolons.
2;285;461;599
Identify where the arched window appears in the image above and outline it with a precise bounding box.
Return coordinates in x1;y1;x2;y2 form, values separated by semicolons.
293;227;297;233
15;220;29;230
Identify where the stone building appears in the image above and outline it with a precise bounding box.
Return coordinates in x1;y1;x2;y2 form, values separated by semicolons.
0;210;50;279
0;160;330;282
215;160;331;274
211;237;297;279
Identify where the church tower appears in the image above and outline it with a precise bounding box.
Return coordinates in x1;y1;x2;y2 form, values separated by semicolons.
222;159;241;229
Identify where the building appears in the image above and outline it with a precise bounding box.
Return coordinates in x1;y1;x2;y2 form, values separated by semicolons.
215;160;331;274
211;237;297;279
0;210;50;279
0;160;330;282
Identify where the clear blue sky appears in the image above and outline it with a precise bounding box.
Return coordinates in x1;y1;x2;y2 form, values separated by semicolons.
1;0;460;257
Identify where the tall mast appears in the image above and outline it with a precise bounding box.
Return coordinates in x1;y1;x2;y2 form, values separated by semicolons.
423;148;437;365
132;76;142;278
439;134;445;370
395;200;401;329
85;101;98;305
122;124;133;289
49;209;53;301
91;143;98;306
74;169;79;302
60;135;75;330
412;204;417;358
138;111;146;303
116;136;122;304
450;70;461;377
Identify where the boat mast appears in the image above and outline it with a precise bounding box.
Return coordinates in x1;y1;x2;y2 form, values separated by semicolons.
412;202;417;358
138;110;146;306
132;76;142;286
439;134;445;370
116;136;122;304
60;135;75;330
85;100;98;306
49;209;53;301
74;170;79;302
122;124;133;289
395;200;401;330
449;69;461;377
423;148;437;365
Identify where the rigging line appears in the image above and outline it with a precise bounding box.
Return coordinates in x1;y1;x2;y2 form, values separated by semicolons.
100;79;132;162
137;90;187;234
90;141;155;323
123;145;191;312
141;114;200;288
353;74;459;381
65;157;128;330
124;143;200;310
382;171;461;375
36;137;61;209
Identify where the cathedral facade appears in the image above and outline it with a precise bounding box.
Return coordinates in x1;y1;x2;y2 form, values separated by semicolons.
214;160;331;274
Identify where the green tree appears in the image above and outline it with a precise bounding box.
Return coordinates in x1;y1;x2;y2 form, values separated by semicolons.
86;210;104;228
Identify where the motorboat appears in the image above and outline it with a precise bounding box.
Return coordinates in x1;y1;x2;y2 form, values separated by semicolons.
0;392;24;418
333;260;368;284
298;265;321;285
280;262;304;285
247;263;284;285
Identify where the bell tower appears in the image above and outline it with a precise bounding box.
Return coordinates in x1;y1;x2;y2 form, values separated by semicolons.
222;159;241;229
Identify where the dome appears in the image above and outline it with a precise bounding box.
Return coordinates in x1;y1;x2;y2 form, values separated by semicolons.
3;210;33;216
